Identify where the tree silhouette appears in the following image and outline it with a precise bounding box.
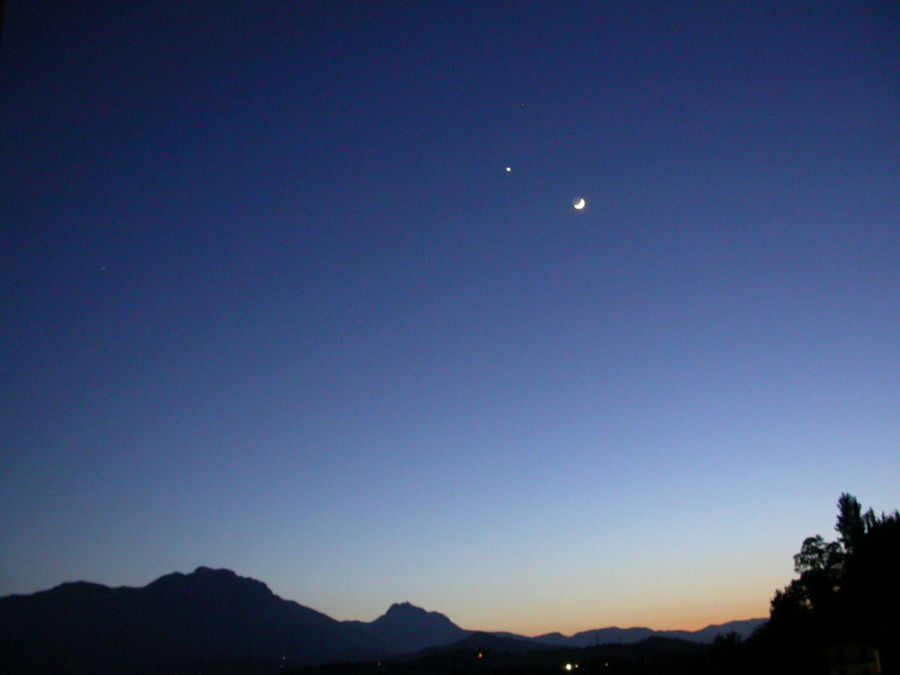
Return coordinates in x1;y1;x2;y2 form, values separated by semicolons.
835;493;865;555
793;535;842;576
763;493;900;674
790;535;843;615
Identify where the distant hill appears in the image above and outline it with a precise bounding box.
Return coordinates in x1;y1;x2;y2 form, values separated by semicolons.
534;626;654;647
533;618;765;647
413;630;546;657
666;618;766;643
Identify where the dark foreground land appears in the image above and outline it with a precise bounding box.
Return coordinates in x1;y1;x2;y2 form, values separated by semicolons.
291;638;711;675
291;631;894;675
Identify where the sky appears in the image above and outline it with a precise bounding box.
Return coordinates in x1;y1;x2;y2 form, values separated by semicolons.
1;1;898;636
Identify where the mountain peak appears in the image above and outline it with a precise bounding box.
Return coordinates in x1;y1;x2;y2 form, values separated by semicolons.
369;601;469;654
191;566;238;578
143;567;275;602
385;601;424;615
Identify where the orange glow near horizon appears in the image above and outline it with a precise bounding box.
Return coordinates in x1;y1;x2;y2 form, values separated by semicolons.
475;608;768;639
455;587;773;637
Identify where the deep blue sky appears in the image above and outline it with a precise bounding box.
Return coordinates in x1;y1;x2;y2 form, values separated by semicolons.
1;1;898;633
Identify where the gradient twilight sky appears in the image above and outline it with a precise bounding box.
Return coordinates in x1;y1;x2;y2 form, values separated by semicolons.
1;1;898;636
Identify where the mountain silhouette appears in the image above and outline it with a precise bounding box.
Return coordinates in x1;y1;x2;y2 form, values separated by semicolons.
0;567;385;674
414;630;549;657
350;601;470;654
0;567;766;674
533;618;765;647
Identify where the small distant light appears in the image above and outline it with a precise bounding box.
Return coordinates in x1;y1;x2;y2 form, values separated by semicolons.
564;664;573;671
505;166;512;172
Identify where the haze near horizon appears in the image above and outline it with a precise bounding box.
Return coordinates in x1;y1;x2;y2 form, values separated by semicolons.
1;1;897;636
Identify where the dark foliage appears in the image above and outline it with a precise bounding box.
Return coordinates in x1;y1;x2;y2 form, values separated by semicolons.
750;493;900;674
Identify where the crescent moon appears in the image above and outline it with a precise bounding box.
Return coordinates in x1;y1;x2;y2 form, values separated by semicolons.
573;198;586;210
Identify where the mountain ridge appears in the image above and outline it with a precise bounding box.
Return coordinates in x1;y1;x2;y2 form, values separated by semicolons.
0;567;765;674
532;618;764;647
